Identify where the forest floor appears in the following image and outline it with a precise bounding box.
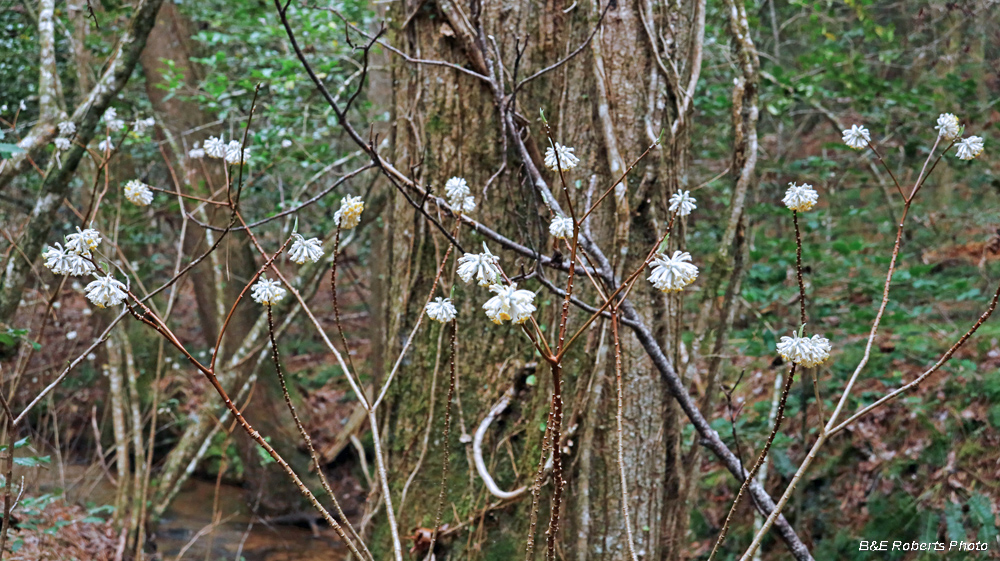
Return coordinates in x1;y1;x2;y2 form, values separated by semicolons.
6;207;1000;559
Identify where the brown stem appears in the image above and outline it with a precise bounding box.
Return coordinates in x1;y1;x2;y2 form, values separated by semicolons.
544;361;565;561
523;397;555;561
330;226;361;378
611;314;640;561
426;320;458;556
209;234;291;372
792;210;807;327
557;213;677;359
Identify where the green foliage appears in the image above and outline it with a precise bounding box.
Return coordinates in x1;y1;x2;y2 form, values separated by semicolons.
0;327;39;350
0;9;39;113
0;143;25;156
203;430;245;479
691;2;1000;558
0;437;51;468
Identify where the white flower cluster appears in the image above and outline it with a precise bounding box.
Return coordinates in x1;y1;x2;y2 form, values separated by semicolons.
44;227;103;278
85;274;128;308
782;183;819;212
57;121;76;136
123;179;154;207
288;233;324;264
198;135;251;164
103;107;125;132
549;215;574;240
483;283;536;325
647;250;699;293
669;190;697;217
445;177;476;214
224;140;250;165
204;136;226;159
776;333;831;368
132;117;156;134
929;113;986;160
43;242;95;276
54;120;75;152
65;227;102;254
184;135;244;163
544;143;580;171
43;227;130;308
188;142;205;159
251;276;286;306
935;113;961;141
955;136;984;161
425;297;457;323
456;242;537;325
842;124;870;150
457;243;502;286
334;195;365;229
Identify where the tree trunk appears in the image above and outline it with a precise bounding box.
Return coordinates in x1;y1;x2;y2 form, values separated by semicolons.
372;0;704;558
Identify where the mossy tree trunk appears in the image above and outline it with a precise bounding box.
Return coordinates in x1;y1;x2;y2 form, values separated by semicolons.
371;0;705;558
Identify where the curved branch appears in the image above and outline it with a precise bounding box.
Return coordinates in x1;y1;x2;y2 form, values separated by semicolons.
472;387;553;500
829;279;1000;437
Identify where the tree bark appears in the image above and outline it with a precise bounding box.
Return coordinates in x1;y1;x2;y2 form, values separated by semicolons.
373;0;704;558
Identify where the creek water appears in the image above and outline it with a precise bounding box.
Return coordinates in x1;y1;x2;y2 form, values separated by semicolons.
29;463;347;561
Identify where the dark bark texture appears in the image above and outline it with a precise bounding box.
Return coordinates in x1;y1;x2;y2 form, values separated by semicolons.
373;0;704;558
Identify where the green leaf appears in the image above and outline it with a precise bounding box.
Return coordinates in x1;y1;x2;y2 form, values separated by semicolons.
0;143;25;155
944;501;965;543
88;504;115;515
918;510;938;545
968;493;998;541
0;328;29;347
14;455;51;467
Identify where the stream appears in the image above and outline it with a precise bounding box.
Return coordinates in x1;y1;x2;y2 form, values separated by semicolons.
30;463;348;561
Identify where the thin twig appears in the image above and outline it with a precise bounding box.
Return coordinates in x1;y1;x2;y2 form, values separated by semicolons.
425;320;459;556
610;313;640;561
266;306;374;561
